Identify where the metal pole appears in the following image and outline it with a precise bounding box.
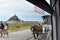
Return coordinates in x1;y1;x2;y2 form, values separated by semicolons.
50;0;54;40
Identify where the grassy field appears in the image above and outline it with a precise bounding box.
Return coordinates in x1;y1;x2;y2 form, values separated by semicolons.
8;21;39;32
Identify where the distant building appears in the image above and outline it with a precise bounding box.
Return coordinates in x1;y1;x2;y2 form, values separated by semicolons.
7;15;24;23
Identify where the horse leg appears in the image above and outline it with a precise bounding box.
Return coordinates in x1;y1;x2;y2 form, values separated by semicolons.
33;33;36;39
36;33;40;40
37;33;39;38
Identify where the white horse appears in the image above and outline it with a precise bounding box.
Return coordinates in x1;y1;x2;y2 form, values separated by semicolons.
42;24;52;33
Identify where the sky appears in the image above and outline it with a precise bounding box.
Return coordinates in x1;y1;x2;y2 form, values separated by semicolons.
0;0;50;22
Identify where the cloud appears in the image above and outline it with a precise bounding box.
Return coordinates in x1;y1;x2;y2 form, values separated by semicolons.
0;0;43;21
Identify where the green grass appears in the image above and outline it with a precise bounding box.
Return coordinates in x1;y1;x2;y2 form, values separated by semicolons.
8;22;39;32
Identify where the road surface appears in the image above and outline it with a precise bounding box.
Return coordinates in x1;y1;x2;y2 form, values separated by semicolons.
0;29;35;40
0;29;51;40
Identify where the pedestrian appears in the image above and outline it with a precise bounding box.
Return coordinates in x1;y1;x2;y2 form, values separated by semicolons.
3;22;9;38
0;21;4;37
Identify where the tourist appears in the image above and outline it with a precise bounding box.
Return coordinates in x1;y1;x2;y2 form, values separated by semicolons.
0;21;4;37
3;22;9;38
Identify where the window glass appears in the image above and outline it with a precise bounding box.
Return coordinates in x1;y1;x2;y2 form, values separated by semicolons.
0;0;52;40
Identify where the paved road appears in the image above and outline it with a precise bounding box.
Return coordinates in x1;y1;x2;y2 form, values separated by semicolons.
0;29;51;40
0;29;35;40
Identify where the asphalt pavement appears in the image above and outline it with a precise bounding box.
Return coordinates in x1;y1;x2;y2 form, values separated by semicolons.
0;29;35;40
0;29;51;40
